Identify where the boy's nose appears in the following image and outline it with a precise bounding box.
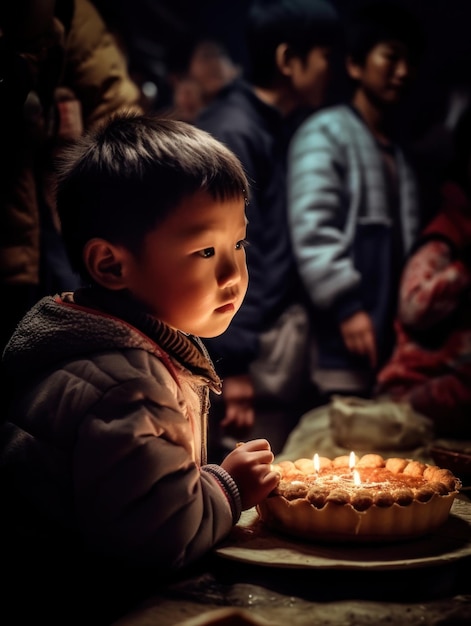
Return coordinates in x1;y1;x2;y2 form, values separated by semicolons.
217;255;243;287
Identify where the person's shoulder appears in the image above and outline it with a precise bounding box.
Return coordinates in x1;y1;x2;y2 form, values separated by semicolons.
291;104;353;148
196;80;265;138
199;80;253;117
298;104;356;132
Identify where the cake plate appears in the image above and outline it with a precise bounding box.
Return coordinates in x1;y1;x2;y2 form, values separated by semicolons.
214;497;471;570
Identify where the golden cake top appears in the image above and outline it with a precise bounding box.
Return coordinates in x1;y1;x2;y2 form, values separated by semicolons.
270;453;461;511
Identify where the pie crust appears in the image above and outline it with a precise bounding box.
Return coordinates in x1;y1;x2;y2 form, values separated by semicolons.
256;454;461;543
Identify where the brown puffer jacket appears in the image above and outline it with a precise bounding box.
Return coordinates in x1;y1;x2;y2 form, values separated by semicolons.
0;0;142;287
0;292;241;571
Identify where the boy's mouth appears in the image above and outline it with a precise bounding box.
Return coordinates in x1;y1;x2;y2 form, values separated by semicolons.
215;302;235;313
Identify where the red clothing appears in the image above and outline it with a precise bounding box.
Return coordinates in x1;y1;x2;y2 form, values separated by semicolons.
377;182;471;437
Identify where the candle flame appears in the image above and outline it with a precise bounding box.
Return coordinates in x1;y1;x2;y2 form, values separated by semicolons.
349;451;356;470
313;453;320;473
352;469;361;486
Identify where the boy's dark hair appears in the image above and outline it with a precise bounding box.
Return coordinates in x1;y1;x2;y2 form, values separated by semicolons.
345;1;425;66
56;112;249;281
245;0;341;88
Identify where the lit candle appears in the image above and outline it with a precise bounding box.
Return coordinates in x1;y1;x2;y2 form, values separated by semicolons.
352;469;361;486
349;451;356;471
313;453;320;474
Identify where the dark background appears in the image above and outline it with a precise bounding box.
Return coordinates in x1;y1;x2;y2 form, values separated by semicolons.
96;0;471;140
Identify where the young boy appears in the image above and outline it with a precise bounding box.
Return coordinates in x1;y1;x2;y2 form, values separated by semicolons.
0;112;279;621
288;1;424;402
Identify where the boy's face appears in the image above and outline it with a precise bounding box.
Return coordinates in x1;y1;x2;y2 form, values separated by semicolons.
348;41;417;106
289;46;334;109
122;190;249;338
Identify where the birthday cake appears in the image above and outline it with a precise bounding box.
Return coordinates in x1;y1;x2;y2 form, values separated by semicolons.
256;454;461;543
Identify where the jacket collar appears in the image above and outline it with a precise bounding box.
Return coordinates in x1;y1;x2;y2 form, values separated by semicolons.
72;287;221;388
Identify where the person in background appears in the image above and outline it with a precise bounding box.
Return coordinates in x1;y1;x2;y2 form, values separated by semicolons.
287;0;424;404
195;0;342;460
376;105;471;439
168;38;241;123
169;74;205;123
0;112;279;624
186;38;241;111
0;0;142;363
93;0;252;114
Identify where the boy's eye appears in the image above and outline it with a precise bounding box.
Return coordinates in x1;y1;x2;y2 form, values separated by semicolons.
198;247;215;258
236;239;249;250
197;240;248;257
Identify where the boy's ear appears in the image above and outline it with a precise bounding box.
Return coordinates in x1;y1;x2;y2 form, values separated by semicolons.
83;238;129;290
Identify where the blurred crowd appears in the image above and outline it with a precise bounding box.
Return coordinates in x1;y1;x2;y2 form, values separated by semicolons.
2;1;471;623
2;0;471;449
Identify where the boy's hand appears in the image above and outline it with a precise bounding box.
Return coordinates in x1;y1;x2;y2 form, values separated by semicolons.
221;438;280;510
